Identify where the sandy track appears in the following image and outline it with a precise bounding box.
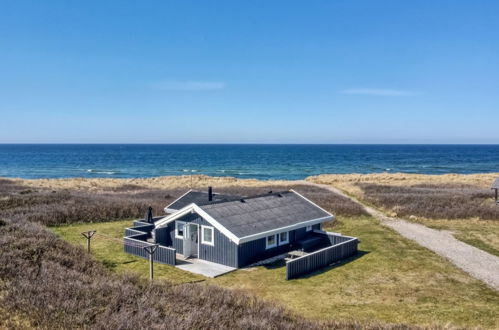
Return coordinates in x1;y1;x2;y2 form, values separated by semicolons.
299;180;499;291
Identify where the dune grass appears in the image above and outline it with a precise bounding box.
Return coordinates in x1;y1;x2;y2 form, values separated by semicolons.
51;216;499;329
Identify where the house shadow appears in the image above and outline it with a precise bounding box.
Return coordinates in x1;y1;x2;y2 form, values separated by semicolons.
262;250;370;278
263;259;286;269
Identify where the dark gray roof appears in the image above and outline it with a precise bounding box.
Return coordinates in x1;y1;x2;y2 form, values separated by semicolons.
492;178;499;189
199;191;332;238
167;190;241;210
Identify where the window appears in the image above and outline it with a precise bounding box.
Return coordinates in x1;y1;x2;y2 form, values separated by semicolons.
201;225;214;246
279;232;289;245
265;234;277;249
175;221;186;239
306;225;313;232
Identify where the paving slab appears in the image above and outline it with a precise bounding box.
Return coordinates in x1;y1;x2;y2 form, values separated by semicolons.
176;258;236;278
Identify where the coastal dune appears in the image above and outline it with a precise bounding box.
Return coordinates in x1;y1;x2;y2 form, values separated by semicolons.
14;174;291;191
11;172;499;192
307;172;499;196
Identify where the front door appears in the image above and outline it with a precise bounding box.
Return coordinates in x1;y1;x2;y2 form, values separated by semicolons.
189;224;198;258
183;224;198;259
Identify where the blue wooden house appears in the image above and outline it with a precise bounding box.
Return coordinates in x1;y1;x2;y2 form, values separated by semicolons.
151;188;335;268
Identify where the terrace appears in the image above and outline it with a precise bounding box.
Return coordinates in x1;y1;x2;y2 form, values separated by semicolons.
123;218;358;279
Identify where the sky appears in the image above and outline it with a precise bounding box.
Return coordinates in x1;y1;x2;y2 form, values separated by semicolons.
0;1;498;144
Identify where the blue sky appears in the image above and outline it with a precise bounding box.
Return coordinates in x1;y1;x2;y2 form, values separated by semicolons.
0;1;498;143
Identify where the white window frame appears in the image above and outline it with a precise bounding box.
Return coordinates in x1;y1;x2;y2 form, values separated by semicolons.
279;231;289;245
305;225;313;232
201;225;214;246
265;234;278;249
175;221;186;239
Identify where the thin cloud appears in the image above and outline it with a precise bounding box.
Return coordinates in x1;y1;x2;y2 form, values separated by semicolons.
339;88;416;96
152;81;227;91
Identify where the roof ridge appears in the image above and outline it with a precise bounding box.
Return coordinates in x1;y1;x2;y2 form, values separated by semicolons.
199;190;293;207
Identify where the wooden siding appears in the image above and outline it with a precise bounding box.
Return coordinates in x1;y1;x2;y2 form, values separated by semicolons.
154;226;172;246
163;213;238;267
286;234;358;280
153;214;327;268
237;226;317;267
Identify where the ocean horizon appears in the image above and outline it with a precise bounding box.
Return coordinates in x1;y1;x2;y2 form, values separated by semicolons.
1;144;498;180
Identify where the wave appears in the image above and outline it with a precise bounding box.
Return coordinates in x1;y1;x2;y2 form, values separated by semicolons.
86;169;117;175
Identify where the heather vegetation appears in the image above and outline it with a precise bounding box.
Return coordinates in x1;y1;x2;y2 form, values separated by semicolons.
309;174;499;258
2;219;345;329
2;177;498;328
0;178;380;329
0;179;366;227
359;183;499;220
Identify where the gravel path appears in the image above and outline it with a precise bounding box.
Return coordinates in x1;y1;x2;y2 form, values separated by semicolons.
299;180;499;291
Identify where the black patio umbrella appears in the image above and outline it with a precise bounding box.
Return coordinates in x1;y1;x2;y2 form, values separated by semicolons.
145;206;154;223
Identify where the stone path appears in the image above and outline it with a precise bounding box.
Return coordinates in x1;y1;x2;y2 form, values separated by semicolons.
298;180;499;291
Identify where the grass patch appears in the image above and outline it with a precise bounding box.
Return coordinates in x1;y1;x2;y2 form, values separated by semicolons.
53;216;499;329
51;220;203;285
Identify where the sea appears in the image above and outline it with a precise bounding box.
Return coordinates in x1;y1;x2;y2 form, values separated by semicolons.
0;144;498;180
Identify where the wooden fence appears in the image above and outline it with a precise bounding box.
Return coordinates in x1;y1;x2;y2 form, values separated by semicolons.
123;219;176;266
286;233;358;280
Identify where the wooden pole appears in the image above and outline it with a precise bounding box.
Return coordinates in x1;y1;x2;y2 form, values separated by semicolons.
495;189;498;203
143;245;159;281
149;253;153;281
81;230;96;253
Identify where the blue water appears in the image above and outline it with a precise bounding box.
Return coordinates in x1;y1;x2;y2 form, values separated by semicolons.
0;144;498;180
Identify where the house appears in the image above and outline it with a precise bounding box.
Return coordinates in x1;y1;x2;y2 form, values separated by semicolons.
153;188;334;268
124;187;358;279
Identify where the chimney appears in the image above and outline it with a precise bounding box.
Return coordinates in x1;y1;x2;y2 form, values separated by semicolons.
208;186;213;201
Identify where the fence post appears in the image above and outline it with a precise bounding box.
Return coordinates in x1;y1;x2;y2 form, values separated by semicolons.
81;230;96;253
143;244;159;281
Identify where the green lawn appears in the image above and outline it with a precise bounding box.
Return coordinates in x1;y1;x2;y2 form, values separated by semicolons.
51;217;499;329
50;220;203;284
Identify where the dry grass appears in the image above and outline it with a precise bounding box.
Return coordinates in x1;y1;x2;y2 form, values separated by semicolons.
13;174;293;191
1;177;394;329
2;219;335;329
308;173;499;257
308;173;499;197
0;178;366;227
359;183;499;220
52;215;499;329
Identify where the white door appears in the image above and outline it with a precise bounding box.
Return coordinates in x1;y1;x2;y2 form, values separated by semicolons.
183;224;191;258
